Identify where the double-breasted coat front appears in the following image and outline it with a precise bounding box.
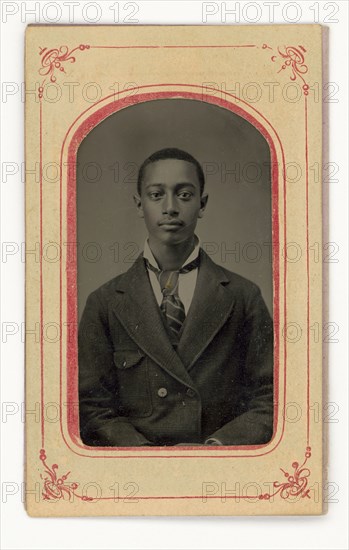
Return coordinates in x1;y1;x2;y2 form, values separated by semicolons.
78;249;274;446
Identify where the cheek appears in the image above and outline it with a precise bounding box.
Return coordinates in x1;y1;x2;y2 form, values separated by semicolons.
184;204;201;219
143;205;159;224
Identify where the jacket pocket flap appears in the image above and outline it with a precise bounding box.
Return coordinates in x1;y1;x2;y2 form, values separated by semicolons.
113;350;145;369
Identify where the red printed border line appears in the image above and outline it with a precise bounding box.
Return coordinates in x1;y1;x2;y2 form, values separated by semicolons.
63;86;282;458
35;42;312;502
37;42;309;94
39;447;312;503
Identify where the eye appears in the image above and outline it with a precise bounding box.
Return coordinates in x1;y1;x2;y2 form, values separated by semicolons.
177;191;193;200
148;191;163;200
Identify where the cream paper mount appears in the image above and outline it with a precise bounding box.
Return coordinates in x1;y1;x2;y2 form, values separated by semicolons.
25;24;323;516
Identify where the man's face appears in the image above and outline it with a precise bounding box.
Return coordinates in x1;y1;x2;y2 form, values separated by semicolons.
134;158;208;246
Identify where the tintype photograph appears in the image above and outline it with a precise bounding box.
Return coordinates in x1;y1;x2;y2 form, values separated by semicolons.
77;99;274;448
25;24;323;516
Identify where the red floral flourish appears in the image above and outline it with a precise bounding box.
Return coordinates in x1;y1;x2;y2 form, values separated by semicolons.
259;447;312;500
262;43;309;95
38;44;90;84
39;449;93;501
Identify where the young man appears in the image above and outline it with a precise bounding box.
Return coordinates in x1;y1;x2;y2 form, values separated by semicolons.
78;148;274;447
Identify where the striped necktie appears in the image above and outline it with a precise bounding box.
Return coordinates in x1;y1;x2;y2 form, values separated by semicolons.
145;256;200;341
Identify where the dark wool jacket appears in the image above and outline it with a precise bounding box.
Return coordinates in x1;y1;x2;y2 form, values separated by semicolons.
78;249;274;447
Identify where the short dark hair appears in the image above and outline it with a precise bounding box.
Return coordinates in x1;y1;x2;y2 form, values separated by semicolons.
137;148;205;196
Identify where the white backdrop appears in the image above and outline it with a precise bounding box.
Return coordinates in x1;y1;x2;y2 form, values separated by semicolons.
1;1;348;549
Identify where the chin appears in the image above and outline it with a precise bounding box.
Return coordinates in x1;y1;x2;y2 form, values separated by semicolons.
160;234;182;244
158;232;191;246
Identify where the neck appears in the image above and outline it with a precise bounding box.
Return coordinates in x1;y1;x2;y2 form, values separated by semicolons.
148;236;196;271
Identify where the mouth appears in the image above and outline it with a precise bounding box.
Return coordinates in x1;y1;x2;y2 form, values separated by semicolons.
158;220;183;227
158;221;184;232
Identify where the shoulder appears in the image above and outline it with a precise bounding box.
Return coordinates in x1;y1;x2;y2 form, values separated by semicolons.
201;249;261;297
93;272;126;294
220;266;265;313
84;255;145;307
205;256;271;321
80;270;132;324
87;268;132;304
220;264;260;292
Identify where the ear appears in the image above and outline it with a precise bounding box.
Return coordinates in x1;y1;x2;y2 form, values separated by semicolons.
198;193;208;218
133;193;144;218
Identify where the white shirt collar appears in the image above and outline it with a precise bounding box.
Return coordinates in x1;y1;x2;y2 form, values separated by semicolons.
143;235;201;270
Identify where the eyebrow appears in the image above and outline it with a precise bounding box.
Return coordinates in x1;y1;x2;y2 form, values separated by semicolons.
145;182;197;189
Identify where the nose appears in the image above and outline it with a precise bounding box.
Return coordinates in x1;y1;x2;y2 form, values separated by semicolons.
162;193;179;216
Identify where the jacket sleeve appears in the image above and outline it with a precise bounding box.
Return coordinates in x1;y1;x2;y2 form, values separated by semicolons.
207;285;274;445
78;291;152;447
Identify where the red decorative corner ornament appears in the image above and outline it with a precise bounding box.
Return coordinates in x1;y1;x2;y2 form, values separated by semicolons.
39;449;93;501
263;43;309;95
38;44;90;87
259;447;312;500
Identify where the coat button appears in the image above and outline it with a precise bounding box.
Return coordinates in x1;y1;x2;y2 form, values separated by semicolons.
186;388;195;397
157;387;168;398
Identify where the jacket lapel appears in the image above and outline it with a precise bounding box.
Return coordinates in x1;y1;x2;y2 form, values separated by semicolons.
176;249;236;370
111;250;236;381
111;255;196;389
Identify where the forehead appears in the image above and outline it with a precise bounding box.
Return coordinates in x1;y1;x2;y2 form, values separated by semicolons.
142;158;200;188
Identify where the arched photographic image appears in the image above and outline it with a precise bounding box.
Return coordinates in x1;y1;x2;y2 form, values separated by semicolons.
76;97;275;448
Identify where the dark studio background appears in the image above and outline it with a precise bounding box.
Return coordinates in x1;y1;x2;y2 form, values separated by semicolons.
76;98;273;319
